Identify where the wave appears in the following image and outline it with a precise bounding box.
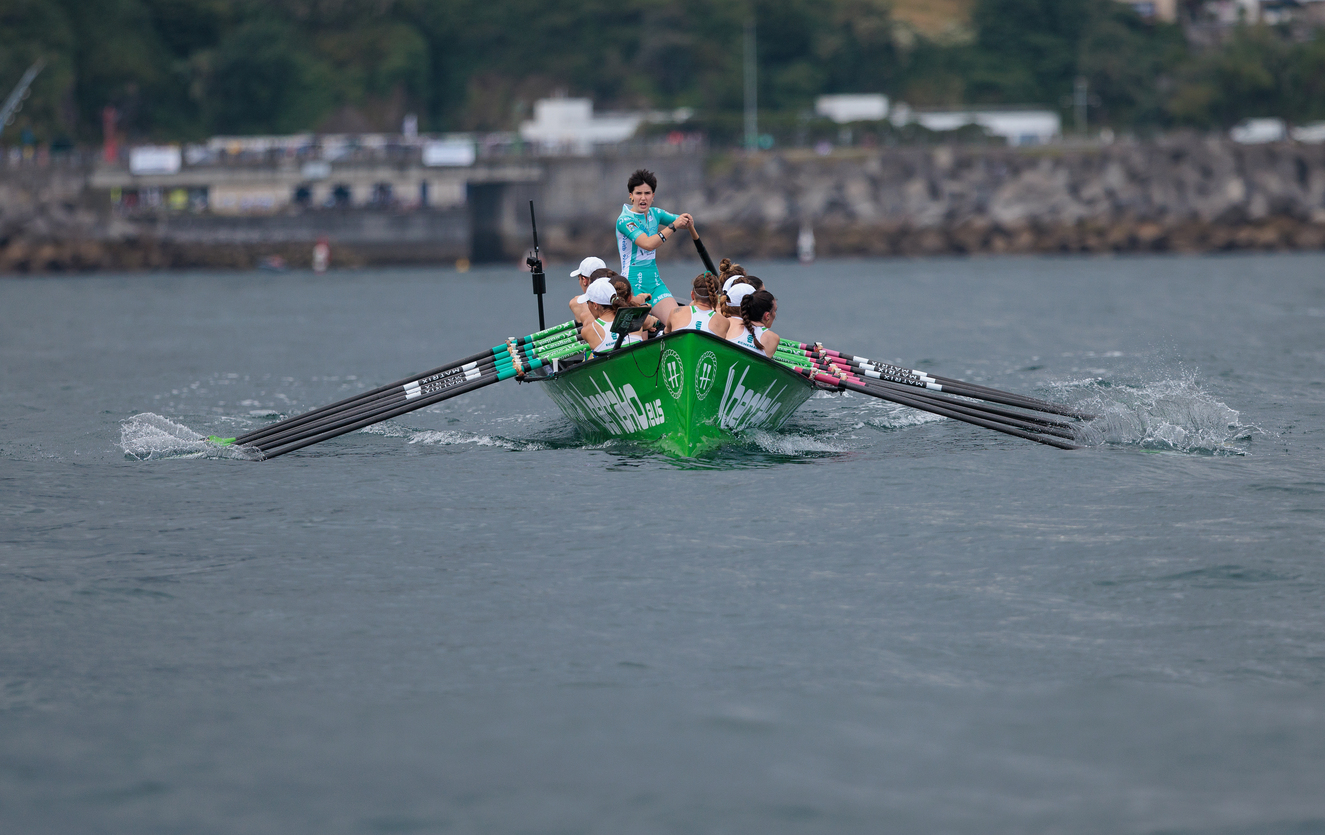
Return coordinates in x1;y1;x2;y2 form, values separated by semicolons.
406;429;548;451
119;413;261;460
1065;373;1260;454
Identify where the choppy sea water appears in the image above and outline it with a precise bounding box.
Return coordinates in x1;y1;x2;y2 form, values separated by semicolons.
2;253;1323;834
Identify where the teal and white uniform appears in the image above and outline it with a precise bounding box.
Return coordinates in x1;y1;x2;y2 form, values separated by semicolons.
590;318;641;354
729;324;769;355
616;204;679;303
680;305;719;334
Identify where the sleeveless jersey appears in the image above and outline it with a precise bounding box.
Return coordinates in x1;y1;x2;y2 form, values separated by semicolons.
615;204;679;276
590;318;641;353
680;305;718;334
729;324;768;355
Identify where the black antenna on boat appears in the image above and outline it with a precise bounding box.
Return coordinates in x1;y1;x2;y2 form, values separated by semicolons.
527;200;546;332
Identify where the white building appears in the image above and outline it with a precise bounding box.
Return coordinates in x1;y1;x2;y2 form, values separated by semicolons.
518;98;645;154
892;104;1061;146
815;94;889;124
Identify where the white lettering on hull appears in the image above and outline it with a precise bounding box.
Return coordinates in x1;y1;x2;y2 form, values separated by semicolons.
563;372;666;436
717;365;787;432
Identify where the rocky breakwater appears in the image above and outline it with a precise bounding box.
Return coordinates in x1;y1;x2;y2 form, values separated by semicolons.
686;136;1325;259
0;162;122;272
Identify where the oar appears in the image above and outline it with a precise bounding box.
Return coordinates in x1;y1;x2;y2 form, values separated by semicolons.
807;352;1082;425
252;355;549;457
779;342;1093;420
259;372;505;460
779;354;1078;437
224;323;579;447
693;236;718;276
797;369;1082;450
249;358;506;452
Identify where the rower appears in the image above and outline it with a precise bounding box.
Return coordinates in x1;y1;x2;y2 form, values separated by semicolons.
568;256;607;326
608;276;662;338
615;168;697;328
666;272;728;337
718;258;744;285
579;277;650;355
718;281;754;338
727;289;780;359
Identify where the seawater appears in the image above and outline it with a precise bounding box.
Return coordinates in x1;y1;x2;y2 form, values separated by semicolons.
2;254;1323;834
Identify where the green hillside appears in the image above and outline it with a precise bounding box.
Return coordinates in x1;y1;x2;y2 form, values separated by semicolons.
1;0;1322;145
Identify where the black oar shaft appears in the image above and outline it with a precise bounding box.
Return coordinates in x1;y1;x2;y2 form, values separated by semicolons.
233;347;498;445
259;373;500;460
252;359;499;452
693;237;717;276
798;354;1079;429
853;375;1077;438
803;343;1094;420
808;373;1080;450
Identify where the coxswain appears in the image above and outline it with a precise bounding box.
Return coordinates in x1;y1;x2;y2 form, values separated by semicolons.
615;168;697;328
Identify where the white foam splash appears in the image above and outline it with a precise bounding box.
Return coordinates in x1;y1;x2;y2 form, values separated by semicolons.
742;429;849;455
408;430;546;451
863;402;948;431
1072;375;1258;454
119;413;260;461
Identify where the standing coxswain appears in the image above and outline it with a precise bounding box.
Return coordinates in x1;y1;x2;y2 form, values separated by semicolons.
615;168;698;327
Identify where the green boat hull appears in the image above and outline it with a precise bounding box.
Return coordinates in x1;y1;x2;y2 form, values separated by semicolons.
539;330;815;457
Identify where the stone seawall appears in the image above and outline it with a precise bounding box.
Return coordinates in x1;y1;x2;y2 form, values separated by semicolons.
538;136;1325;262
3;136;1325;273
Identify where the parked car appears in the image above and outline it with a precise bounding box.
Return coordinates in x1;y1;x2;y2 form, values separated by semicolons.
1230;118;1287;144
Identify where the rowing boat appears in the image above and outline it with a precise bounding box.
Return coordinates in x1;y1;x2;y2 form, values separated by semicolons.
530;330;816;457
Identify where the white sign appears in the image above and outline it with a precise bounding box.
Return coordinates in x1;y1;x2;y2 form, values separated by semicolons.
129;145;182;175
422;140;476;167
815;94;889;123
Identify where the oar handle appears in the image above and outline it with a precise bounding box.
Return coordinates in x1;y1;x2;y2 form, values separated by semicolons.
693;236;718;276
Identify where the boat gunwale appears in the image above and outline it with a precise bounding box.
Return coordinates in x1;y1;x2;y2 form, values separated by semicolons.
537;328;814;388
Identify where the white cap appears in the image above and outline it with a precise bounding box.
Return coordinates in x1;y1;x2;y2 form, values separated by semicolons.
570;256;607;278
722;274;746;294
585;277;617;306
726;283;755;307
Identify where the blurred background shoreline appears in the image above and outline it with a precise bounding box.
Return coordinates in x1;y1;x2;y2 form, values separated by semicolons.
3;0;1324;272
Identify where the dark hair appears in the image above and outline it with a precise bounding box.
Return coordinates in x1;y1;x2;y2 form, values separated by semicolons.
627;169;657;193
717;257;744;283
692;272;720;308
740;290;776;337
588;267;618;281
609;277;647;312
743;275;764;290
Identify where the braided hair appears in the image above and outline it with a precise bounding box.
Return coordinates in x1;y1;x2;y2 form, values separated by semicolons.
691;272;721;309
739;290;776;338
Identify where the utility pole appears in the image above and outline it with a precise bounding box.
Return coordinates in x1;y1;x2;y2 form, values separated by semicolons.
1074;76;1088;136
743;20;757;151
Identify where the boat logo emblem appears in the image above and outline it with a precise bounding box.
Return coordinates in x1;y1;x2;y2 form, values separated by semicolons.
661;349;685;400
695;351;718;401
